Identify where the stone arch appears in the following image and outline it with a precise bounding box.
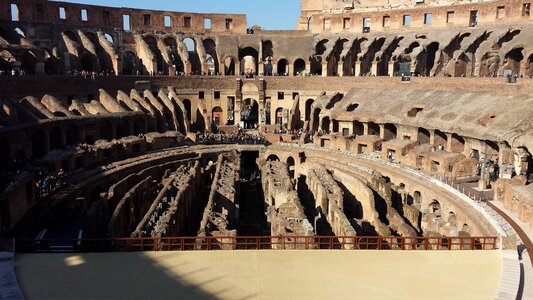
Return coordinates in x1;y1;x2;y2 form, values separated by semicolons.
183;37;202;74
31;130;47;158
239;47;259;75
451;133;465;153
164;37;184;74
287;156;296;178
182;99;192;120
321;116;330;133
267;154;280;162
277;58;288;75
144;35;165;75
223;56;236;75
275;107;284;126
241;98;259;129
503;47;524;75
383;123;397;141
293;58;306;76
418;128;430;144
66;124;80;146
353;120;364;136
212;106;223;126
203;38;219;75
21;51;39;74
368;122;380;136
430;199;441;214
434;130;447;148
122;51;137;75
49;126;63;150
305;99;314;121
311;107;321;131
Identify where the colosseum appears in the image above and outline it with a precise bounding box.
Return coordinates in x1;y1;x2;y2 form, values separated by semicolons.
1;0;533;299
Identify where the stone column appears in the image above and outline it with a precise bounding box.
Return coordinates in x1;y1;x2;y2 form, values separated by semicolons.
371;61;378;76
379;124;385;140
388;61;395;77
446;133;453;152
288;63;294;77
258;61;265;76
354;61;361;77
429;130;435;145
337;62;343;77
322;62;328;77
363;123;369;135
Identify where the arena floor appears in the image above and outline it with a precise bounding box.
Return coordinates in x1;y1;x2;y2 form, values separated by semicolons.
15;250;501;300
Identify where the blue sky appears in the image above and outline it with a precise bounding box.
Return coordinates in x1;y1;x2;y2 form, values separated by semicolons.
52;0;301;30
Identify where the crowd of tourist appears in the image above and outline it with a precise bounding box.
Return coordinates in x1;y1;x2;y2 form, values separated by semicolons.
36;169;66;198
197;131;266;145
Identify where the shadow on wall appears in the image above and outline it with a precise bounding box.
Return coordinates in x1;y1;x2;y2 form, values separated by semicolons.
15;252;258;300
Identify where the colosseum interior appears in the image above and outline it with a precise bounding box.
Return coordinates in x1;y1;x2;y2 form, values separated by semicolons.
1;0;533;299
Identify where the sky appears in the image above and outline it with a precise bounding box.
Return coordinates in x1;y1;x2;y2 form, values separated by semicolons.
51;0;302;30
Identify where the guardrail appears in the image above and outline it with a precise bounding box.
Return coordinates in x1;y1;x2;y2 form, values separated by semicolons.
16;235;498;253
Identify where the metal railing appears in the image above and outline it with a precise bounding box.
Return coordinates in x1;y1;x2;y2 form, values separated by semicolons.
16;235;498;253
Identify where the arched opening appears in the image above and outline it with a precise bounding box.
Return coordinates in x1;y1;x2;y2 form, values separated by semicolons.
86;31;113;74
293;59;306;76
305;99;314;121
144;36;165;75
32;130;47;158
528;54;533;77
224;57;236;75
184;37;201;74
424;42;440;76
275;107;284;126
49;127;63;150
0;137;10;169
116;120;130;139
383;123;397;141
267;154;280;162
43;48;59;75
122;51;137;75
81;54;95;72
195;109;207;132
504;47;524;75
347;103;359;111
462;223;470;233
353;121;364;136
100;120;113;141
451;133;465;153
287;156;296;178
418;128;431;144
21;51;38;74
413;191;422;206
311;39;328;76
262;40;273;75
321;117;330;133
430;199;441;214
455;53;470;77
241;98;259;129
203;38;219;75
277;59;288;76
66;124;79;146
182;99;192;120
434;130;447;149
212;106;223;126
133;118;146;135
164;37;184;75
312;108;321;131
239;47;259;75
368;122;380;136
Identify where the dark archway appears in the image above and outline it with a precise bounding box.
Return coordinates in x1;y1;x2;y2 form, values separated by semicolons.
353;121;364;136
294;59;306;76
21;51;38;74
287;156;296;178
241;98;258;129
267;154;280;162
312;108;321;131
383;123;397;141
32;130;47;158
239;47;259;75
100;120;113;141
122;51;137;75
116;120;130;139
368;122;380;136
321;117;330;133
133;118;146;135
144;35;165;75
203;38;219;75
305;99;314;121
49;127;63;150
182;99;192;120
418;128;431;144
277;59;288;76
224;57;236;75
212;106;223;126
81;54;95;72
66;124;80;146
